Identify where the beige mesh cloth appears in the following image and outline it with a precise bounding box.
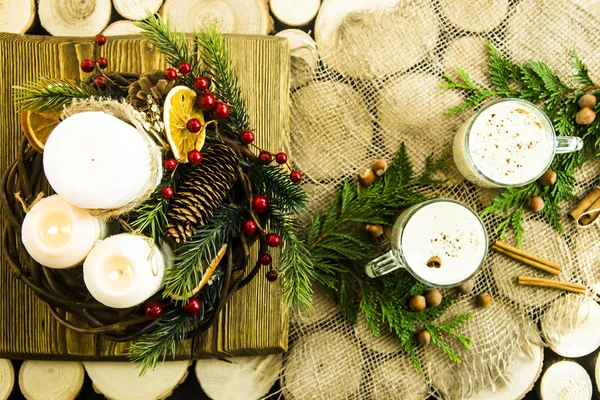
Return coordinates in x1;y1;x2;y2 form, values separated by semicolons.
282;0;600;398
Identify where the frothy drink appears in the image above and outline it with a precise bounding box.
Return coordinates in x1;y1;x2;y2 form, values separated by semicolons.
453;99;556;187
365;199;488;286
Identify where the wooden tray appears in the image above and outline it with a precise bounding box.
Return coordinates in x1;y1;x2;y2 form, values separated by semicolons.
0;33;290;360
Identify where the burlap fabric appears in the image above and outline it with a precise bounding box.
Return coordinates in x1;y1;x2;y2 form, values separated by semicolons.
282;0;600;398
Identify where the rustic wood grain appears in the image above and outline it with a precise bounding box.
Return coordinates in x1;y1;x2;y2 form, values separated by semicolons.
0;32;290;360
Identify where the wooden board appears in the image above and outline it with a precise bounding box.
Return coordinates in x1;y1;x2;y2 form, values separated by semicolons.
0;32;290;360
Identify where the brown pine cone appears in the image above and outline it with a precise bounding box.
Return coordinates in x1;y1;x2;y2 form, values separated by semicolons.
127;70;175;110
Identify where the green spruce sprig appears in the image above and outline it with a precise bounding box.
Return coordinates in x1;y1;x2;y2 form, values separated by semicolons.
249;163;308;215
304;144;470;367
14;77;124;113
444;42;600;245
195;25;250;138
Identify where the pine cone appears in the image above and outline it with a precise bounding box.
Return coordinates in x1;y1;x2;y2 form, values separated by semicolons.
127;70;175;110
166;144;240;244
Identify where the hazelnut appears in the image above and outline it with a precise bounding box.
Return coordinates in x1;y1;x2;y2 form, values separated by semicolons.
371;159;388;176
575;107;596;125
476;293;492;308
528;195;544;213
426;256;441;269
366;224;384;238
456;280;474;295
409;295;426;312
416;329;431;346
358;168;376;186
425;289;442;307
539;169;557;186
578;94;597;109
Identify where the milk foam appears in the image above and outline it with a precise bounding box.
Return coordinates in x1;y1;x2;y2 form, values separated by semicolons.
467;100;554;185
400;201;487;286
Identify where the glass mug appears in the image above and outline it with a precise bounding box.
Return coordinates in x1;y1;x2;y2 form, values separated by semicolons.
453;98;583;188
365;199;488;287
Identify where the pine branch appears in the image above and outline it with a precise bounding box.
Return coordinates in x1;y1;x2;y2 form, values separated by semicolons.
14;77;124;113
195;25;250;137
249;163;308;214
163;204;244;300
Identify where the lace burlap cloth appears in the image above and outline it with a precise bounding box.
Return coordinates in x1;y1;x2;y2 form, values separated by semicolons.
282;0;600;398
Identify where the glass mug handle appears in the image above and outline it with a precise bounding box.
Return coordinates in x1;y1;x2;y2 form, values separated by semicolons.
555;136;583;154
365;250;406;278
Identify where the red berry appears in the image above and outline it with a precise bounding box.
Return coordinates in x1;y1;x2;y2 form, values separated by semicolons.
193;77;210;92
164;68;178;81
252;195;269;214
259;253;272;265
188;150;203;165
197;92;216;111
275;152;288;164
214;102;230;119
183;298;202;315
290;170;302;182
266;233;281;247
242;220;257;235
145;302;163;318
240;130;254;144
93;76;107;89
80;59;94;73
186;118;202;133
161;186;174;199
93;34;106;46
96;57;108;69
258;152;272;163
266;269;278;282
178;62;191;75
163;158;177;171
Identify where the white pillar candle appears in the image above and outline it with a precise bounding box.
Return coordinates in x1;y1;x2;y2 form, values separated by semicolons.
83;233;167;308
21;195;107;269
43;111;162;210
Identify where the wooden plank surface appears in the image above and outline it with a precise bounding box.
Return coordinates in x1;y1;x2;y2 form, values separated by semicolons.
0;32;290;360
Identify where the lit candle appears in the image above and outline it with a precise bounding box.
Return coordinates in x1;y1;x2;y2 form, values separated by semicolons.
83;233;168;308
43;111;162;210
21;195;107;269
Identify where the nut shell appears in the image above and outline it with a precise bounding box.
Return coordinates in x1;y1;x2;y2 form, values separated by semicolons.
476;293;492;308
409;295;426;312
575;107;596;125
528;196;545;213
456;279;474;294
416;329;431;346
578;94;597;109
366;224;384;238
358;168;376;186
425;289;442;307
371;159;388;176
539;170;557;186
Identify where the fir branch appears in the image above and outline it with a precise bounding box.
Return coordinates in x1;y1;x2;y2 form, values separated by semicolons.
14;77;124;113
195;25;250;137
135;13;200;84
249;163;308;214
570;50;595;88
163;204;244;300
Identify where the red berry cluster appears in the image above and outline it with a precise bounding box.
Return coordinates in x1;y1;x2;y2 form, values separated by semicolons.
79;34;110;90
256;150;302;183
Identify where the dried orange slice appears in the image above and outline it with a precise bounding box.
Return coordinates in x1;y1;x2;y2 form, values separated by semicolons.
20;110;61;153
168;243;228;301
163;86;206;161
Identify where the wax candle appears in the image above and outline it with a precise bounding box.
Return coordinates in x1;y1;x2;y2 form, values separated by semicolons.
21;195;107;269
43;111;162;210
83;233;168;308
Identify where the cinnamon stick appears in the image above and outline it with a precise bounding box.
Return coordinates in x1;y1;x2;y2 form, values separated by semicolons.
569;185;600;221
579;195;600;225
493;241;560;275
517;276;587;294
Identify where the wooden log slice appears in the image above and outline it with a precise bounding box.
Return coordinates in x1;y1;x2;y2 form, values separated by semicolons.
439;0;509;33
84;361;189;400
541;296;600;358
19;361;84;400
282;331;363;399
0;0;35;34
314;0;439;78
160;0;273;34
442;36;491;88
114;0;164;20
39;0;112;36
103;21;143;36
353;313;400;355
290;81;372;182
270;0;320;27
491;219;574;309
194;355;282;400
0;359;14;400
537;360;592;400
370;355;428;400
275;29;318;89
